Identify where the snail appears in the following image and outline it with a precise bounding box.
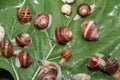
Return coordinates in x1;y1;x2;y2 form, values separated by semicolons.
0;25;5;42
61;4;72;16
0;39;14;58
15;32;31;47
81;19;99;41
55;26;73;44
34;12;52;30
59;48;71;65
72;73;91;80
15;50;32;68
17;6;32;23
37;60;62;80
61;0;75;4
77;3;91;17
73;3;96;20
87;54;120;80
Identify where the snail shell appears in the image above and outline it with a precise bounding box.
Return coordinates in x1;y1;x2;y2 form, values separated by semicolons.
34;12;49;29
99;55;119;75
55;26;73;44
0;26;5;42
87;55;100;68
17;6;32;23
16;50;32;68
0;39;14;58
62;0;75;4
37;60;62;80
61;4;72;16
15;32;31;47
59;48;71;65
81;19;99;40
77;3;91;17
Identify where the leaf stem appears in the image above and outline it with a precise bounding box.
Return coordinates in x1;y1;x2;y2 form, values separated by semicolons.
31;66;41;80
45;30;52;48
11;59;20;80
45;44;56;60
66;11;77;26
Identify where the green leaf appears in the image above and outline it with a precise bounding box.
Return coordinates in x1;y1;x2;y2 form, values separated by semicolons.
0;0;120;80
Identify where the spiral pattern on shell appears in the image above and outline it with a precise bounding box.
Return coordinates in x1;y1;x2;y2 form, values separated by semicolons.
15;32;31;47
81;19;99;40
55;26;73;44
17;6;32;23
99;55;119;75
34;12;49;29
17;50;32;67
0;39;14;58
61;48;71;60
77;3;91;17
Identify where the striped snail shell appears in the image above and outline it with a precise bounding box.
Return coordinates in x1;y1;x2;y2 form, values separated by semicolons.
0;39;14;58
99;55;119;75
37;60;62;80
77;3;91;17
16;50;32;68
59;48;71;65
17;6;32;23
55;26;73;44
81;19;99;40
34;12;49;29
15;32;31;47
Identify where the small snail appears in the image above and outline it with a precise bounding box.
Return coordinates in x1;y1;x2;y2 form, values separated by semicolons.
37;60;62;80
61;4;72;16
16;50;32;68
77;3;91;17
0;26;5;42
87;54;120;80
72;73;91;80
0;39;14;58
59;48;71;65
15;32;31;47
61;0;75;4
17;6;32;23
34;12;50;29
81;19;99;40
55;26;73;44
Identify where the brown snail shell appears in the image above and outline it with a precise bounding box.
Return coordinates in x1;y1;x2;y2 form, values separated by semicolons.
0;39;14;58
99;55;119;75
77;3;91;17
59;48;71;65
81;19;99;40
55;26;73;44
34;12;49;29
17;6;32;23
37;60;62;80
16;50;32;68
87;55;100;68
15;32;31;47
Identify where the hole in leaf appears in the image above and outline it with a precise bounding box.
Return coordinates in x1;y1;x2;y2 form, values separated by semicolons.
0;68;14;80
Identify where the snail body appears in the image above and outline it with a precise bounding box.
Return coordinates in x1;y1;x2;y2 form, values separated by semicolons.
0;26;5;42
17;6;32;23
87;54;120;80
15;32;31;47
0;39;14;58
81;19;99;40
55;26;73;44
37;60;62;80
16;50;32;68
34;12;50;29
